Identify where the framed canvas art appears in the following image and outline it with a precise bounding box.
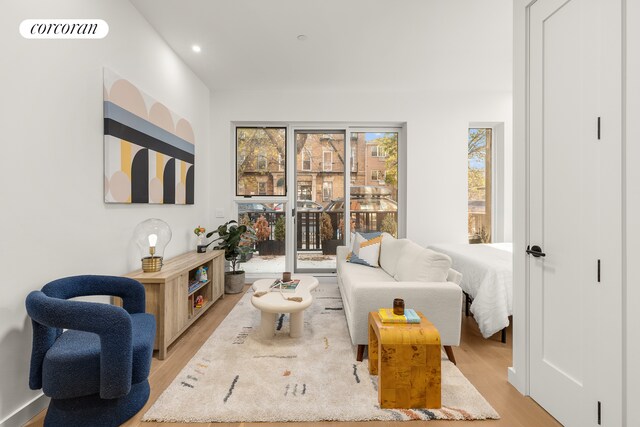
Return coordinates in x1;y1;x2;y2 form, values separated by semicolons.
103;68;194;204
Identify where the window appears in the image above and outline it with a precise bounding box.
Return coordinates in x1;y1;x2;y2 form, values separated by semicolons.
236;127;286;196
322;181;333;201
370;145;386;157
370;170;385;181
468;128;492;243
302;148;312;171
323;151;333;172
257;153;267;171
298;182;312;200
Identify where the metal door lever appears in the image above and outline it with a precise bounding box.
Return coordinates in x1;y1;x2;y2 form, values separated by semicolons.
526;245;546;257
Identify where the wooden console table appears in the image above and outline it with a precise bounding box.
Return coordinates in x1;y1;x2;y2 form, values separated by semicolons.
123;250;224;359
368;311;442;409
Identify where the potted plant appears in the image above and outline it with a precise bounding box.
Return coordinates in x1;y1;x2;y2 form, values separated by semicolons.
320;212;341;255
380;214;397;238
254;215;275;256
273;215;286;255
194;225;206;249
205;220;257;294
238;214;254;261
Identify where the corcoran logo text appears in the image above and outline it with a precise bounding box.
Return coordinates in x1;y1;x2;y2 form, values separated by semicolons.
20;19;109;39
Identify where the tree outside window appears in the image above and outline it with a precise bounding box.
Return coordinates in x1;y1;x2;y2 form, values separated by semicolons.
236;127;286;196
468;128;492;243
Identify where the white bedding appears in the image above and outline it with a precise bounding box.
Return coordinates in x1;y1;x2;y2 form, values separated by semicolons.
427;243;512;338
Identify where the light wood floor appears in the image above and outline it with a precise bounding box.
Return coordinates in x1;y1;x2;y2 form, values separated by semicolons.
26;285;561;427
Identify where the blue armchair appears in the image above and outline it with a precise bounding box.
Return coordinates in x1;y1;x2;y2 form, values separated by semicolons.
25;275;156;427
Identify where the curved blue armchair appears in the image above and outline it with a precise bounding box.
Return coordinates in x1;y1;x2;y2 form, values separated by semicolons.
26;275;156;427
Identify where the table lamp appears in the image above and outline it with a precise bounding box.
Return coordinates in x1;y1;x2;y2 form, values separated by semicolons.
134;218;172;272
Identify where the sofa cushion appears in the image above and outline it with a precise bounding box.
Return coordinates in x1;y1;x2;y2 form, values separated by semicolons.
379;233;409;277
347;232;382;267
339;259;395;308
394;243;452;282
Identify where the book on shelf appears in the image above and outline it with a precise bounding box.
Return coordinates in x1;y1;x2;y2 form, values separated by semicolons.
269;279;300;293
188;280;203;293
378;308;421;324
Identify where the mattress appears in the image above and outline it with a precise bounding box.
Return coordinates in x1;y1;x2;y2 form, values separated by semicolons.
427;243;512;338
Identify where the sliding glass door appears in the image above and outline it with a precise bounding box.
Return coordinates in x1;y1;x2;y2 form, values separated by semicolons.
294;130;345;273
234;124;402;276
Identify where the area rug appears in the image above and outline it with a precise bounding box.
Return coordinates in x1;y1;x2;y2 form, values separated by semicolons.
143;283;499;422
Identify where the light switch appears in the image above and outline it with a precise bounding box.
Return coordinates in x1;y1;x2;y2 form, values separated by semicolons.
215;209;224;218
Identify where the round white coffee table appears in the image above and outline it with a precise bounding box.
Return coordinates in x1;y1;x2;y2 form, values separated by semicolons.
251;275;319;338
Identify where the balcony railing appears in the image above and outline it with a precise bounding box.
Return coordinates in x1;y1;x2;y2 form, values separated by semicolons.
241;211;397;251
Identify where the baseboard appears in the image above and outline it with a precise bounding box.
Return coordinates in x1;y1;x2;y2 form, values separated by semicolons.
507;366;526;395
0;393;49;427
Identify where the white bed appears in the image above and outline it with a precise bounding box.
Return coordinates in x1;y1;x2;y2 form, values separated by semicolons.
427;243;512;339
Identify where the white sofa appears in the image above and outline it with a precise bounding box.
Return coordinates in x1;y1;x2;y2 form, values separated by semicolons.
336;234;463;362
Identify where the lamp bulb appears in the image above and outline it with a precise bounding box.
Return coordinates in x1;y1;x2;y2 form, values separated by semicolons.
148;233;158;247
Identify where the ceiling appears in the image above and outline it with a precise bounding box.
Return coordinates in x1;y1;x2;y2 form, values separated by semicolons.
131;0;513;92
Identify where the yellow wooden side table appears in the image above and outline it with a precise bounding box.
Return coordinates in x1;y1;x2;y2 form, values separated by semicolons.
368;311;442;409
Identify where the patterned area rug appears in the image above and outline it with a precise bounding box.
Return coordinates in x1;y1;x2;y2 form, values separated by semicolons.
143;283;499;422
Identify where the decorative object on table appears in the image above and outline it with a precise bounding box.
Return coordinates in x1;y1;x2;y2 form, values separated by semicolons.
134;218;172;272
26;275;156;427
282;271;292;282
378;308;420;324
194;295;204;308
195;266;208;282
269;279;300;293
194;226;206;251
393;297;405;315
103;68;195;205
142;283;499;423
202;220;257;294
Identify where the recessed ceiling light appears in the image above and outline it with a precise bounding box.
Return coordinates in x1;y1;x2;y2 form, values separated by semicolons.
192;45;201;53
296;34;307;41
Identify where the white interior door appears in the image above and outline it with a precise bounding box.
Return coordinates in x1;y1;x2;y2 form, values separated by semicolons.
528;0;622;426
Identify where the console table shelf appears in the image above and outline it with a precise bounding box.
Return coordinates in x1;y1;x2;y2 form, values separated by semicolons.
123;250;224;359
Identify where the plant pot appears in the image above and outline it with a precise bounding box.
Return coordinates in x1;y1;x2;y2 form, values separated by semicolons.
256;240;285;256
225;271;245;294
322;239;343;255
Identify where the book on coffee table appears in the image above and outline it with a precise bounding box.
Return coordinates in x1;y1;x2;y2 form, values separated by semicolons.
378;308;421;324
269;279;300;293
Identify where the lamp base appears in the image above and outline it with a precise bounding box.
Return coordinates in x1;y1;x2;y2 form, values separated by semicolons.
141;256;163;272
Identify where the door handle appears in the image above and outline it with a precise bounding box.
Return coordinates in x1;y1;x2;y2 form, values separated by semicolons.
526;245;546;258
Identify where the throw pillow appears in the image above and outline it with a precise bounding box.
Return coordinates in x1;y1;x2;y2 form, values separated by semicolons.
379;233;408;277
346;232;383;267
394;243;452;282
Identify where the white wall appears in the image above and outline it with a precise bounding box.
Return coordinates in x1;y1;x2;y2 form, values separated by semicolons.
210;89;513;245
625;1;639;425
0;1;210;425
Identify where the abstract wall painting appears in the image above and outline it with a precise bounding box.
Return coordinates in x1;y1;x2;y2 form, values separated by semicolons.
103;68;195;204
